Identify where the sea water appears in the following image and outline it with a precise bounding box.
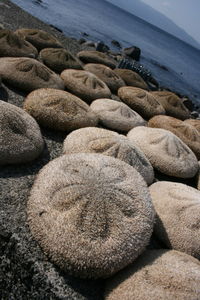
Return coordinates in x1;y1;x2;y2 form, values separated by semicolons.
11;0;200;105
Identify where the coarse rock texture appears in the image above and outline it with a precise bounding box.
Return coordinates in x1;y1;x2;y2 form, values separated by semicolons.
0;57;65;92
118;87;165;120
90;98;146;132
24;88;98;131
84;63;125;93
113;68;149;90
198;162;200;190
27;153;155;278
127;126;198;178
77;50;117;69
60;69;111;103
148;115;200;159
63;127;154;185
39;48;83;73
15;28;63;51
105;249;200;300
0;1;108;298
151;91;190;120
184;118;200;134
0;29;38;58
0;100;44;165
150;181;200;259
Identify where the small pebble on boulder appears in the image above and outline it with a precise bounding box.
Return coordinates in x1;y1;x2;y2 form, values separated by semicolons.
27;153;155;278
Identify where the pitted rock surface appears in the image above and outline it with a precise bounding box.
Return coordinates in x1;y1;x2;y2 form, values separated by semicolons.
24;88;98;131
0;100;44;165
90;98;146;132
84;64;125;93
61;69;111;103
105;249;200;300
150;181;200;258
151;91;190;120
63;127;154;185
0;57;65;92
0;29;38;58
148;115;200;159
77;50;117;69
118;87;165;120
39;48;83;73
127;126;198;178
114;68;148;90
15;28;62;50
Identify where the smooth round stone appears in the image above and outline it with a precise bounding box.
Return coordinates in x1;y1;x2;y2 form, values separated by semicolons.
0;57;65;92
15;28;62;51
63;127;154;185
24;88;98;131
60;69;111;103
113;68;149;90
150;181;200;258
0;29;38;58
77;50;117;69
118;87;165;120
27;153;154;278
105;249;200;300
84;63;125;93
39;48;83;73
184;119;200;134
0;100;44;165
148;115;200;159
127;126;198;178
90;98;146;132
151;91;190;120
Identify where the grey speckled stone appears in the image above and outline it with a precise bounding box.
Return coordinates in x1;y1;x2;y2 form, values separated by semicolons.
0;100;44;165
0;57;65;92
27;153;155;278
105;249;200;300
63;127;154;185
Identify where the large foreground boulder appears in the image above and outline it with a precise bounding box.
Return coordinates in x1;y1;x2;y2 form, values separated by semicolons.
105;249;200;300
27;153;155;278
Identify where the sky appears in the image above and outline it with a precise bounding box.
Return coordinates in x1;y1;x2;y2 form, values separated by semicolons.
139;0;200;44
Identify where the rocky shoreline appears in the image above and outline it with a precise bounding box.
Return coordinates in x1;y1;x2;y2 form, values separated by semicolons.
0;1;200;299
